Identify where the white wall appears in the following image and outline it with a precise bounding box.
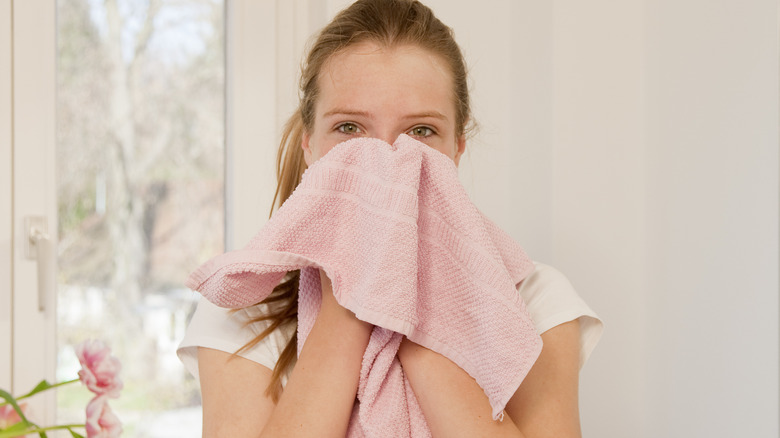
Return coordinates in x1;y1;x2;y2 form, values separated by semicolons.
552;0;779;436
643;1;778;435
551;0;649;434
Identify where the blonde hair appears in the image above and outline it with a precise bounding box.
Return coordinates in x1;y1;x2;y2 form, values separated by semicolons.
236;0;474;402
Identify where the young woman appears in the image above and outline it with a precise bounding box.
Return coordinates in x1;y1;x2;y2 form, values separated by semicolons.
178;1;602;436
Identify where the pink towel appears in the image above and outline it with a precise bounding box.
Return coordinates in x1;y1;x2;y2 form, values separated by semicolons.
186;134;543;437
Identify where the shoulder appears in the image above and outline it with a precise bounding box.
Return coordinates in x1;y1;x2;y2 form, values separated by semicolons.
177;297;295;384
518;261;604;368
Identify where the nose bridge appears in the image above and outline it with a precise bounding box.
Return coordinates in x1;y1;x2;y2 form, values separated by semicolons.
371;103;402;144
374;123;400;145
377;132;397;145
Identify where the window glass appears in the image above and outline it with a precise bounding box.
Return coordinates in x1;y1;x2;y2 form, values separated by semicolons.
56;0;224;434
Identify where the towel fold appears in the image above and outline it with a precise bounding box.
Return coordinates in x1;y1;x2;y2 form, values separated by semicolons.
186;134;543;437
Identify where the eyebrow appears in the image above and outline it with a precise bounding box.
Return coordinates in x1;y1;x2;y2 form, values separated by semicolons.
322;108;449;122
322;109;374;119
402;111;449;122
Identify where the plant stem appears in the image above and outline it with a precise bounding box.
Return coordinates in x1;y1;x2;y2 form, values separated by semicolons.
0;379;81;406
22;379;80;399
0;423;85;438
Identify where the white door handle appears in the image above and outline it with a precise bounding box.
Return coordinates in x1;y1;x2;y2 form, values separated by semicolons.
25;216;54;312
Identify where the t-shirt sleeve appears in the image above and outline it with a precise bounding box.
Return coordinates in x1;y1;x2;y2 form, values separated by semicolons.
517;262;604;369
176;297;291;384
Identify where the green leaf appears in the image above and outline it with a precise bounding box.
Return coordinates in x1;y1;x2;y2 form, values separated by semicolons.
19;380;54;399
68;428;86;438
0;422;33;438
0;389;32;426
12;378;79;403
1;422;29;432
0;421;31;433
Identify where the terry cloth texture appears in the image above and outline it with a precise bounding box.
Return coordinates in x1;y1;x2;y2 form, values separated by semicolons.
185;134;543;437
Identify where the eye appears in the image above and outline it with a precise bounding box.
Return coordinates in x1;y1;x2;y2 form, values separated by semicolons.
337;122;362;134
408;126;435;138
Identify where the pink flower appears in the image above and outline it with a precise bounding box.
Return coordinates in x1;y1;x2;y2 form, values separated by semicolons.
0;402;26;429
85;396;122;438
75;340;123;398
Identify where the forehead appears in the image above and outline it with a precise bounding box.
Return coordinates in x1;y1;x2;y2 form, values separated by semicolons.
316;42;455;118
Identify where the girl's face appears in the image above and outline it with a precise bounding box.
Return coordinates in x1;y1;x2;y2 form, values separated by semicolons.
302;42;466;166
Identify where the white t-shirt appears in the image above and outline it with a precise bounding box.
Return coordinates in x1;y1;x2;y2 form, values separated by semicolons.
177;261;603;385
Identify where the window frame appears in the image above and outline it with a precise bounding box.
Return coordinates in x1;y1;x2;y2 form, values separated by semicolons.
2;0;323;426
